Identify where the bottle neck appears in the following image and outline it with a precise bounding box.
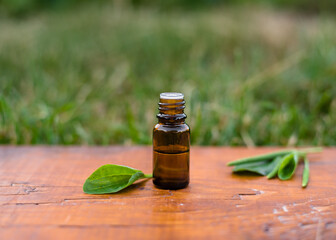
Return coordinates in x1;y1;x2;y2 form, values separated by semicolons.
157;96;186;125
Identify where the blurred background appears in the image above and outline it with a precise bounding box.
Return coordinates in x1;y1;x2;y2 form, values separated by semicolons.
0;0;335;146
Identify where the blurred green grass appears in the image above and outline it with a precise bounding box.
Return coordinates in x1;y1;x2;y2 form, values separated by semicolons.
0;4;335;146
2;0;336;16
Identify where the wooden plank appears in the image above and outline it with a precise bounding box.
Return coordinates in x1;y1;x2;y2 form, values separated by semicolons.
0;146;335;239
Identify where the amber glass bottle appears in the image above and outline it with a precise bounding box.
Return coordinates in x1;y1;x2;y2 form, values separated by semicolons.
153;92;190;190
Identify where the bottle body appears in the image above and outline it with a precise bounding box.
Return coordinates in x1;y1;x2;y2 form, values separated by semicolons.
153;93;190;189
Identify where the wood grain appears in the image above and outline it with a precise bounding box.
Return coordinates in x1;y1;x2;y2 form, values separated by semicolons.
0;146;335;240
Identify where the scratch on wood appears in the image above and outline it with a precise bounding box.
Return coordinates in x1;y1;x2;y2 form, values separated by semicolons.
2;191;178;206
0;223;175;229
238;193;259;196
325;221;334;229
263;223;271;234
311;204;335;213
231;195;242;200
232;189;264;201
277;216;293;224
10;182;30;186
315;219;323;240
282;206;288;212
0;183;77;188
299;222;317;229
242;189;262;196
235;204;247;208
251;189;265;194
0;185;38;196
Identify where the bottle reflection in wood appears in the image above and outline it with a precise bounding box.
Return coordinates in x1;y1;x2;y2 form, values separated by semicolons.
153;92;190;189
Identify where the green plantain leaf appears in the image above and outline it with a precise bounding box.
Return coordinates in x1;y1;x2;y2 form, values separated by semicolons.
227;150;292;166
83;164;147;194
228;148;322;188
266;156;285;179
278;152;299;180
232;157;281;176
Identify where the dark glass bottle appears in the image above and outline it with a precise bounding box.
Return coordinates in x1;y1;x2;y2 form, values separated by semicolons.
153;92;190;190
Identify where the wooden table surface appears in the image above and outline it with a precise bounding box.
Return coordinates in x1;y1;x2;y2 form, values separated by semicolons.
0;146;335;240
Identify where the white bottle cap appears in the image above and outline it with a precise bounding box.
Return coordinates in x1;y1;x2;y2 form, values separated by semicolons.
160;92;184;100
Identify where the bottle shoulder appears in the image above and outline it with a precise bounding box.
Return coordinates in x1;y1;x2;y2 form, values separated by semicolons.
153;123;190;133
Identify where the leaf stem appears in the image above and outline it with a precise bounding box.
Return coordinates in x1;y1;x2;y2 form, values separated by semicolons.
227;150;292;166
299;147;323;154
144;174;153;178
266;156;283;179
302;157;309;188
